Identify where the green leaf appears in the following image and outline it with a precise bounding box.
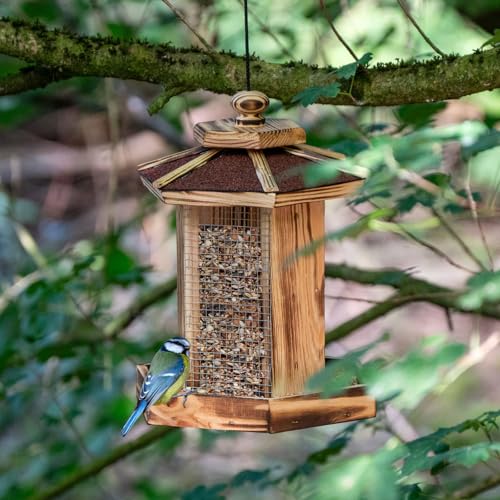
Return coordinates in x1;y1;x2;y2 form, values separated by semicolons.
230;469;271;487
357;52;373;66
399;410;500;476
307;436;349;464
459;271;500;309
182;484;225;500
400;484;426;500
462;129;500;159
311;335;465;409
102;235;147;285
291;82;341;106
308;333;390;396
313;454;399;500
0;96;40;128
365;337;466;409
292;208;393;262
334;52;373;79
403;442;500;475
480;28;500;48
106;22;136;39
21;0;62;22
396;102;447;129
335;61;359;80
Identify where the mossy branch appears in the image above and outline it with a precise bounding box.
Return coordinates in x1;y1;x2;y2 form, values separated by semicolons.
0;66;70;94
0;17;499;105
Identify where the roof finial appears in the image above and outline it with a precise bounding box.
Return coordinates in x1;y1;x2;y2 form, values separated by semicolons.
232;90;269;126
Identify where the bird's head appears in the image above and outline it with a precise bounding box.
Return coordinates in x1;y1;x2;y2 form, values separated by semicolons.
162;337;190;355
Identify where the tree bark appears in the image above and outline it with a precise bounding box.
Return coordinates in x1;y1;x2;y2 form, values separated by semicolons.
0;18;499;105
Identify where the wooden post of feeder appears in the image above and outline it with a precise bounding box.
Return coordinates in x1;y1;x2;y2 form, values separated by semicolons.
136;91;376;433
270;201;325;397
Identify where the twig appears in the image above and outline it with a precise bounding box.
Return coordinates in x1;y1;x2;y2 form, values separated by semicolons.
385;151;469;209
432;209;488;272
104;277;177;339
68;291;108;338
0;270;44;314
452;473;500;499
466;165;494;270
161;0;217;56
398;225;476;274
318;0;358;61
445;308;454;331
51;391;94;460
384;404;420;442
326;292;411;342
32;427;177;500
148;86;185;115
396;0;445;57
326;294;383;304
102;79;121;232
435;333;500;393
335;108;371;145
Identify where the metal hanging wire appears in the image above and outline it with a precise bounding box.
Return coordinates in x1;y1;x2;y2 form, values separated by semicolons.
243;0;251;90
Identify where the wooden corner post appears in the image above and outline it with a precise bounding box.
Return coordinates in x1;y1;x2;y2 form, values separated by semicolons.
270;201;325;397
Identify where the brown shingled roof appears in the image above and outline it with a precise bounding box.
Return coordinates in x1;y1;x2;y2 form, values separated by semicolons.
139;147;360;194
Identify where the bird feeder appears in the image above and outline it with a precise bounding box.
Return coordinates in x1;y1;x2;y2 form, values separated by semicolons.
136;91;376;432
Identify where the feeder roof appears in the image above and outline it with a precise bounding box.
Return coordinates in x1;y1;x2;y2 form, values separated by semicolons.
138;91;363;208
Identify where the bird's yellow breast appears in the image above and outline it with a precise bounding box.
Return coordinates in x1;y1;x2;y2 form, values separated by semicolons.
156;353;189;405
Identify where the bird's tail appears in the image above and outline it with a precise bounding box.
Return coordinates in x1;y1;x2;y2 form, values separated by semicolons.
121;400;148;437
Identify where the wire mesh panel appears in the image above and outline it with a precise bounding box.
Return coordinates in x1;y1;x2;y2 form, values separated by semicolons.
180;205;272;398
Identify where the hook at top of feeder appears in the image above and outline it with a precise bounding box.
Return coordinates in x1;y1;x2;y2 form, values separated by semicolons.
232;91;269;126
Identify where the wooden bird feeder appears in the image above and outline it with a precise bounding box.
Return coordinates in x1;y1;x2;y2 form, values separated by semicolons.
136;91;376;432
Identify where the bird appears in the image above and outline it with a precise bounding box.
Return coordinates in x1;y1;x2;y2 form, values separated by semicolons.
121;336;190;437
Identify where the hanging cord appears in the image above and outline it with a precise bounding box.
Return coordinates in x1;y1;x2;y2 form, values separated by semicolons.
243;0;251;90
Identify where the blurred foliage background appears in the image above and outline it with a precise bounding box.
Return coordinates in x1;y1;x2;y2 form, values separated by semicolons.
0;0;499;499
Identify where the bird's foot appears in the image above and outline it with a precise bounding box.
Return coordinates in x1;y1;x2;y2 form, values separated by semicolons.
171;388;194;408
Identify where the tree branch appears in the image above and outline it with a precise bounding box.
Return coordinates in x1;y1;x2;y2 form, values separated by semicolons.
325;262;500;342
0;66;70;95
0;18;498;105
326;292;410;342
32;427;178;500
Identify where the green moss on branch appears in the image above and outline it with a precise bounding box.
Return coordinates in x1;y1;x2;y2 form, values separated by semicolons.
0;66;69;94
0;17;499;105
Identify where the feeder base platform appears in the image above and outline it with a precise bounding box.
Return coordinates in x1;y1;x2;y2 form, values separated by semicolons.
137;365;376;433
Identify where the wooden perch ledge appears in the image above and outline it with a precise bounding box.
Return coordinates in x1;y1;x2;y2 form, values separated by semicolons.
0;18;499;106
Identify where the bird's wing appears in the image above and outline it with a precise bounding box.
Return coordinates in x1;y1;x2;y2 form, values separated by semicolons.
139;353;184;406
139;371;178;405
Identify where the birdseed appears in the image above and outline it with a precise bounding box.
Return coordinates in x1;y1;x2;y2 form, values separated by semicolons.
185;207;272;398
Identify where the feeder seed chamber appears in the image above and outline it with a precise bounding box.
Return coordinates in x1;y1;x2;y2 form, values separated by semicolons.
136;91;376;433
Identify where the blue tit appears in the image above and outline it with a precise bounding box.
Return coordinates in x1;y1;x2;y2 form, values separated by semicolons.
121;336;190;437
